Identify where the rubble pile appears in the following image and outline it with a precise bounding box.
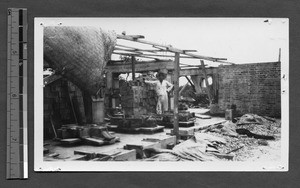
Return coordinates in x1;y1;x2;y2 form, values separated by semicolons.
202;114;281;161
236;114;281;137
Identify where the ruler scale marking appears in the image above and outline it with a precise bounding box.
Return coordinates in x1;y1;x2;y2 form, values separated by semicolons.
7;8;28;179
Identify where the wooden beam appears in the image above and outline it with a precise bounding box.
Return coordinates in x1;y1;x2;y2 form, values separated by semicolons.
131;56;136;80
179;83;189;96
117;34;231;64
185;76;195;91
106;72;113;89
105;60;174;73
114;48;144;54
179;68;216;76
114;50;204;59
43;73;62;86
201;60;213;104
115;45;161;53
112;52;160;60
116;44;162;53
173;52;180;142
106;60;218;76
278;48;281;62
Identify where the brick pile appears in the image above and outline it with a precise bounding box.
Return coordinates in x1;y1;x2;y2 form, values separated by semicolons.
119;80;157;117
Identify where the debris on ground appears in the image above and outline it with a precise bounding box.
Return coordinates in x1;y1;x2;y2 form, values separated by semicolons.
56;124;120;146
200;114;281;161
236;113;280;139
144;132;232;161
203;120;238;137
145;114;281;162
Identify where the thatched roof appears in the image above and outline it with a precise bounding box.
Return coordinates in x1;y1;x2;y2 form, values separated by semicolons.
44;26;117;95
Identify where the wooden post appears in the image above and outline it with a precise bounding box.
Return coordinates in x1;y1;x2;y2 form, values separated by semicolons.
278;48;281;62
131;56;136;80
106;72;113;89
173;52;180;142
201;60;213;105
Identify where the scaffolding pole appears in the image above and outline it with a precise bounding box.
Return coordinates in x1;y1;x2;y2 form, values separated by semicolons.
173;52;180;142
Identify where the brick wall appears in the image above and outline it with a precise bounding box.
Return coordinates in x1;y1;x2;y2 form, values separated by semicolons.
217;62;281;117
44;79;86;139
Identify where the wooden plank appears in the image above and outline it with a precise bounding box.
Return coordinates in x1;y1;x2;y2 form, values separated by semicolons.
100;148;137;161
173;52;180;142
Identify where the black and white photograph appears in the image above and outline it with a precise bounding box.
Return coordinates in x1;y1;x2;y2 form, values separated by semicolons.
34;18;288;171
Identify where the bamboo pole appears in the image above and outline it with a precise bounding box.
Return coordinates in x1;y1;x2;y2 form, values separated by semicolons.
173;52;180;142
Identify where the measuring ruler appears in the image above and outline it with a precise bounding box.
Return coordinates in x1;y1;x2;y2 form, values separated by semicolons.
7;8;28;179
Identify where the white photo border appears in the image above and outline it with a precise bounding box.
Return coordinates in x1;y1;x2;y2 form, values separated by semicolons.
34;17;289;172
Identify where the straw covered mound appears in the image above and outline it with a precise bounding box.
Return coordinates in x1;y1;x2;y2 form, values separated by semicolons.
44;26;117;95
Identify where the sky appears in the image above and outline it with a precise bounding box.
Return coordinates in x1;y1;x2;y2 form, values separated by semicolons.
93;18;289;65
93;18;288;85
43;18;289;85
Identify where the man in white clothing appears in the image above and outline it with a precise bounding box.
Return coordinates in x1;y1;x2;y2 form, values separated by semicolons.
145;69;173;114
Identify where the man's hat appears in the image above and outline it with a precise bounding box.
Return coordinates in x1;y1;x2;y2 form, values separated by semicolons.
157;69;168;75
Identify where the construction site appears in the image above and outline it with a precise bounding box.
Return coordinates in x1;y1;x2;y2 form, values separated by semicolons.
42;26;281;162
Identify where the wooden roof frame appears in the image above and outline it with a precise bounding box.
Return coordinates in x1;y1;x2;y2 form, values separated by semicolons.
109;33;233;142
113;34;234;65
